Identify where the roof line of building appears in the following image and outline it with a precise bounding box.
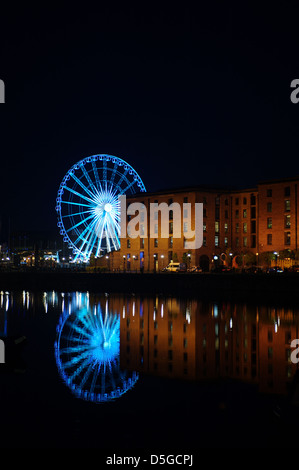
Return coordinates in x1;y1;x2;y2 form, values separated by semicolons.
128;175;299;198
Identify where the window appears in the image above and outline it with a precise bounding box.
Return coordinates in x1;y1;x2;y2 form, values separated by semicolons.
203;196;207;204
203;222;207;232
267;189;272;197
140;238;144;249
285;186;291;197
267;217;272;229
251;207;256;218
236;237;239;247
268;330;273;342
169;222;173;234
183;196;188;203
251;194;256;205
225;210;228;218
285;214;291;229
285;331;291;345
154;238;158;248
267;234;272;245
267;202;272;212
215;221;219;233
251;235;256;248
215;207;220;219
169;210;173;220
285;200;291;212
243;209;247;218
169;236;173;248
235;210;239;218
224;223;228;233
215;196;220;205
268;347;273;359
127;239;131;248
251;221;256;233
203;236;207;246
285;232;291;245
203;208;207;217
215;235;219;247
243;237;247;247
224;198;228;205
235;223;239;233
243;222;247;233
183;338;188;348
243;197;247;205
183;208;188;218
224;237;228;246
235;197;239;205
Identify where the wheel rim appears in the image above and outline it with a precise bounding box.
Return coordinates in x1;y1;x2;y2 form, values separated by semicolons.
56;154;146;261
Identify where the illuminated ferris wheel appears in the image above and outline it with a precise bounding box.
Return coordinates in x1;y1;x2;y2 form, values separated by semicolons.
54;296;139;403
55;154;146;261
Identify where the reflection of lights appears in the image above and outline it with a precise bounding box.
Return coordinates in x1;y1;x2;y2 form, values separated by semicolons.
213;304;218;318
186;307;191;324
5;295;9;312
55;295;139;403
122;305;125;318
132;301;135;316
275;322;278;333
229;318;233;329
161;303;164;318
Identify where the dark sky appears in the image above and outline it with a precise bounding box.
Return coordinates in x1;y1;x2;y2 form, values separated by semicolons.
1;3;299;235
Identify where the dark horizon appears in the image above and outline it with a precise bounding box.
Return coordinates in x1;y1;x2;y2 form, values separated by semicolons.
1;4;299;234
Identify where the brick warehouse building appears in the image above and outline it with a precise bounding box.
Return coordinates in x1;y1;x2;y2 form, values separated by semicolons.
96;175;299;272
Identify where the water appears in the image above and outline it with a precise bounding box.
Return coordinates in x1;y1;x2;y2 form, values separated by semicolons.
0;290;298;449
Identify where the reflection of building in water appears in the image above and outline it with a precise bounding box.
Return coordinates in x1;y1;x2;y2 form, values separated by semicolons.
258;305;299;394
0;291;299;396
118;296;299;394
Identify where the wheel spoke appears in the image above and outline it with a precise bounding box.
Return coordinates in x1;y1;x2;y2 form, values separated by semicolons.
57;154;146;261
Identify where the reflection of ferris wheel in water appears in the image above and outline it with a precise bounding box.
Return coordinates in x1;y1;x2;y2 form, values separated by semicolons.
54;295;138;403
56;154;146;261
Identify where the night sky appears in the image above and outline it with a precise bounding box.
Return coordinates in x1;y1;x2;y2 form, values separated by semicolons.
1;3;299;235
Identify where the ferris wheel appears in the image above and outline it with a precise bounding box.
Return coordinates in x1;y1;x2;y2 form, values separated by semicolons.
54;295;139;403
56;154;146;261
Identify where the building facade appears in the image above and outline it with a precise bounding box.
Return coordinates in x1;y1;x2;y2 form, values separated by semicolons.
101;176;299;272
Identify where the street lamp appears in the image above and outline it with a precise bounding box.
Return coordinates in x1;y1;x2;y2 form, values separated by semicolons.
123;255;126;272
187;253;191;271
153;254;157;273
161;254;164;271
